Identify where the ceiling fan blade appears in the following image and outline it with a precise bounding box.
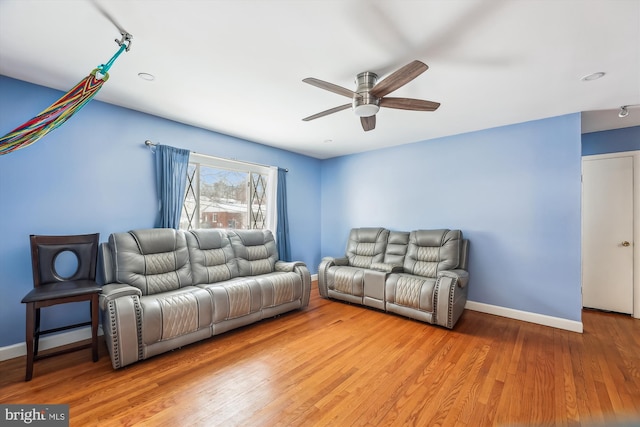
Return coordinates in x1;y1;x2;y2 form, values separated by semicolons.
360;115;376;131
302;104;352;121
302;78;357;98
90;0;129;35
350;1;509;76
380;97;440;111
370;60;428;98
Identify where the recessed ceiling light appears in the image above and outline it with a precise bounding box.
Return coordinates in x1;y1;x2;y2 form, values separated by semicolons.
138;72;155;81
581;72;605;82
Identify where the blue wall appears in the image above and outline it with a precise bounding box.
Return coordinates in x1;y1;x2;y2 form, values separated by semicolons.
0;76;322;347
321;114;583;321
0;74;603;349
582;126;640;155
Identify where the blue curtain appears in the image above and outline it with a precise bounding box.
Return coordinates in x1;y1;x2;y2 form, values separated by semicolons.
154;144;190;229
276;167;291;261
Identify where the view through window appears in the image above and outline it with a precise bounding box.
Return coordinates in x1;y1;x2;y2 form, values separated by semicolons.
180;154;271;231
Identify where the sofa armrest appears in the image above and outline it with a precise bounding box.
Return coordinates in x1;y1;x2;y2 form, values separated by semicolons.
275;260;305;272
100;283;143;369
433;270;469;329
370;262;403;273
275;261;312;308
437;269;469;288
318;257;348;298
99;283;142;311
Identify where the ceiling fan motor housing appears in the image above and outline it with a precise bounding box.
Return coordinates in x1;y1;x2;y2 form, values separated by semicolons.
353;71;380;117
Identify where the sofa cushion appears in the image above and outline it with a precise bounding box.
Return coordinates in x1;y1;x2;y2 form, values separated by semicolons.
254;272;303;307
198;278;262;322
229;230;278;276
186;229;239;284
386;273;436;312
110;228;192;295
346;227;389;268
139;286;212;344
326;265;366;297
403;229;462;278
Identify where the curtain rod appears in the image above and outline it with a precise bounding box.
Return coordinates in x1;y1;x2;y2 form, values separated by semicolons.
144;140;288;172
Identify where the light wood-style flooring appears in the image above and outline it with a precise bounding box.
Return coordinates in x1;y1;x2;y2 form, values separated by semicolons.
1;283;639;426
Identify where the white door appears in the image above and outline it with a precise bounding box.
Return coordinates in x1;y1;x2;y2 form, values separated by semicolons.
582;156;634;314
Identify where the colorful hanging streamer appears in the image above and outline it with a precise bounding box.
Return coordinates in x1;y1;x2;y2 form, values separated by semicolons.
0;70;108;155
0;35;130;156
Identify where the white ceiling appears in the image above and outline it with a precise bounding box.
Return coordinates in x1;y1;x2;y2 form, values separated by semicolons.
1;0;639;159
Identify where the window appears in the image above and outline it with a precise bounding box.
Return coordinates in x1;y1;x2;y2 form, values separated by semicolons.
180;153;275;231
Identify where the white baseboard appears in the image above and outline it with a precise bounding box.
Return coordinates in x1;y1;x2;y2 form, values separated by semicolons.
0;326;104;362
311;273;318;281
465;300;583;333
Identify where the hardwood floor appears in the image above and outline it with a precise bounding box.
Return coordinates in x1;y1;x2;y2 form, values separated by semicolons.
1;283;639;426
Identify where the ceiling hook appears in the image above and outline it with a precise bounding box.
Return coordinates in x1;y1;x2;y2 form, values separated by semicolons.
115;31;133;52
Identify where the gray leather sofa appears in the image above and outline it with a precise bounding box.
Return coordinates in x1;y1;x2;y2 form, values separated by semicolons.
99;228;311;369
318;227;469;329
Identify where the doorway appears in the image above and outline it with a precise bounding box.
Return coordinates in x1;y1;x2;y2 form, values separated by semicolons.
582;151;639;318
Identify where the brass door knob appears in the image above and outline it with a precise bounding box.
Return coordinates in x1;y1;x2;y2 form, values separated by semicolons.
622;241;631;247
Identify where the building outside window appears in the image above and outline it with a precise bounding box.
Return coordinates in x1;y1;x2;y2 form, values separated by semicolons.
180;153;274;231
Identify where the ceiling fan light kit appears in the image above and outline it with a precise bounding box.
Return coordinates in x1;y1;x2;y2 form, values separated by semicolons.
302;60;440;131
353;102;380;117
353;72;380;117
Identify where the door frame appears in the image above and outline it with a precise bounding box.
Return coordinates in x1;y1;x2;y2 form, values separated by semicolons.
582;150;639;318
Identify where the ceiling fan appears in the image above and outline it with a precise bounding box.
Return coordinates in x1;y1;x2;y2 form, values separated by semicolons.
302;60;440;131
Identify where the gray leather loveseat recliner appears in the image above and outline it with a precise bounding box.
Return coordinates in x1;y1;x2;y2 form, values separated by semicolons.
99;228;311;369
318;227;469;329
